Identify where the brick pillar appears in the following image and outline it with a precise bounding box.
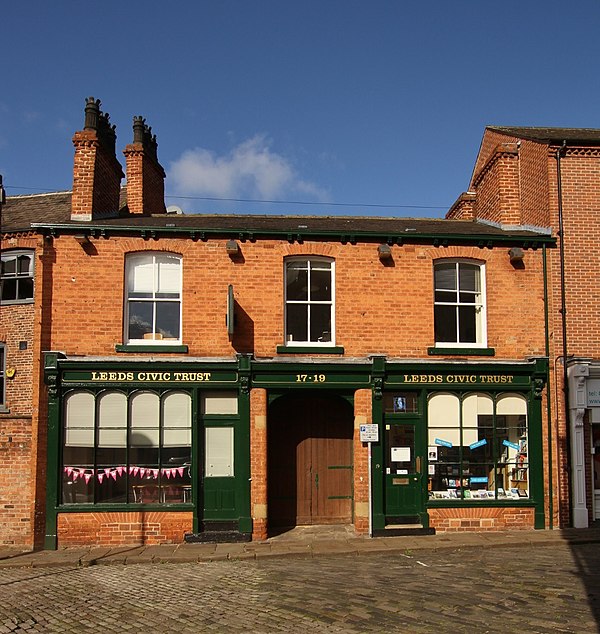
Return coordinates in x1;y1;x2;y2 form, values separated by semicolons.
71;97;123;221
353;389;372;534
250;388;268;540
123;116;166;215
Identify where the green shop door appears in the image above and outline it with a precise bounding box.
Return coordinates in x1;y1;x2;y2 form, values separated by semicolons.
384;421;425;523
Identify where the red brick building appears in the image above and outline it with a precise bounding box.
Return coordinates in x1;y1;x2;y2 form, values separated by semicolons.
448;126;600;528
2;101;558;547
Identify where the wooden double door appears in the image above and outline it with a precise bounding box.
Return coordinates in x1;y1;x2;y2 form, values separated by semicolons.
268;394;353;527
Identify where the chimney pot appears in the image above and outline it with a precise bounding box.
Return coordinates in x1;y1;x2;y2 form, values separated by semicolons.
84;97;101;131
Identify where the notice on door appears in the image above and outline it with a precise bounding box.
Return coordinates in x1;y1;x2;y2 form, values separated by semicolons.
391;447;411;462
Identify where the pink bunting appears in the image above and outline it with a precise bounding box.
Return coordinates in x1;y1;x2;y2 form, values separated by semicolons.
84;473;92;484
72;471;79;481
98;473;104;484
117;466;124;477
104;468;111;476
139;468;146;478
152;469;159;479
65;467;73;476
111;470;117;481
133;467;139;477
177;467;184;478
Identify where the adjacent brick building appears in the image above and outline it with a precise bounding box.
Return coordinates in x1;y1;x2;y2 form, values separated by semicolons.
2;100;564;548
448;126;600;528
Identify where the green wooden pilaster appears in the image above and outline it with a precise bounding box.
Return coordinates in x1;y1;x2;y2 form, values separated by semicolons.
237;354;253;534
531;359;548;529
371;356;386;531
43;353;63;549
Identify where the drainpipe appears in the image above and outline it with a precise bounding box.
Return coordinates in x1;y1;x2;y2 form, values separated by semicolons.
543;244;553;528
556;140;573;526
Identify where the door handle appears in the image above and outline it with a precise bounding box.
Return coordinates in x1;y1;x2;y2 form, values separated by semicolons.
415;456;421;474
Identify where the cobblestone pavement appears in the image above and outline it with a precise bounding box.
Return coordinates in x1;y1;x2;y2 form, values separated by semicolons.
0;542;598;633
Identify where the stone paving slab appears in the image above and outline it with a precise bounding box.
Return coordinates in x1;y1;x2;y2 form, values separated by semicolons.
1;527;600;570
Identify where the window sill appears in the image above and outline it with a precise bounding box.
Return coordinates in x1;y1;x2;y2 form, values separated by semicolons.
0;299;34;306
276;345;345;355
0;406;10;414
115;344;189;353
428;347;495;356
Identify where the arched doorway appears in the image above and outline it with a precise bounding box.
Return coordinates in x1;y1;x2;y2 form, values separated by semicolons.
268;393;354;528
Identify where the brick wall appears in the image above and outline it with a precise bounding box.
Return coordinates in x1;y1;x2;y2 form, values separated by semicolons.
250;388;268;540
353;389;372;534
429;506;535;532
57;511;193;545
0;235;37;545
43;237;547;360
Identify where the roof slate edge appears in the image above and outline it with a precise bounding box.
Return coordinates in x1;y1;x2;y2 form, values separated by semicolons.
29;221;555;245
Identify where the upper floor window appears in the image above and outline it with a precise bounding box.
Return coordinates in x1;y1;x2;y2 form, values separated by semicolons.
285;258;334;346
125;253;182;344
1;250;34;304
434;260;486;347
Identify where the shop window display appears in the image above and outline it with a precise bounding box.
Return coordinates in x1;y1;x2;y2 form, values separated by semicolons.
427;392;528;500
62;389;192;505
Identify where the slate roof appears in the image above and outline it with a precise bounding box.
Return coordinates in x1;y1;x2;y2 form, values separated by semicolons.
2;191;72;232
488;126;600;145
2;190;552;242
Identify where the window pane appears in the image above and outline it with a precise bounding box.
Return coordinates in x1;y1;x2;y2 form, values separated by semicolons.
17;255;32;275
286;267;308;301
310;304;332;342
458;305;477;343
64;391;95;447
155;302;180;339
98;392;127;447
162;392;192;447
434;305;457;342
310;269;331;301
459;264;479;292
131;392;160;433
434;263;456;290
1;279;17;301
383;392;419;414
156;255;181;294
17;278;34;300
202;392;239;415
287;304;308;342
129;255;155;295
96;448;127;503
435;290;456;303
386;425;415;472
128;301;154;339
459;291;477;304
205;427;234;477
1;257;16;276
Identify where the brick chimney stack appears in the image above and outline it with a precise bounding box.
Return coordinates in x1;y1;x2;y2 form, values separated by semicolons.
71;97;124;221
123;116;166;215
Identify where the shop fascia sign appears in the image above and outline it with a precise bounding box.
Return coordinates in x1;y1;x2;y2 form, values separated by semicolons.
389;373;529;386
62;370;237;383
586;379;600;407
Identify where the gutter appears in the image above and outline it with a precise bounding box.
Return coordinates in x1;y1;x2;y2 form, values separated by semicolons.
556;140;573;526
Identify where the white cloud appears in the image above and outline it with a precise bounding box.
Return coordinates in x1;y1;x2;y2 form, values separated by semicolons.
168;135;328;201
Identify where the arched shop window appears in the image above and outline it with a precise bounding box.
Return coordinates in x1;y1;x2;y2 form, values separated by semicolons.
62;389;192;505
427;392;528;501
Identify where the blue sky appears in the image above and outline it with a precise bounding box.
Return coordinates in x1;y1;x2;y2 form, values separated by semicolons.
2;1;600;217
